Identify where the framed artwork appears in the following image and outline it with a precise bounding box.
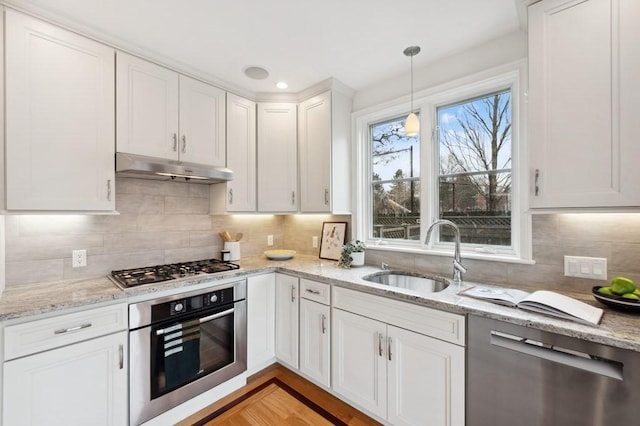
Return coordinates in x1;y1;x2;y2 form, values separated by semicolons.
319;222;348;260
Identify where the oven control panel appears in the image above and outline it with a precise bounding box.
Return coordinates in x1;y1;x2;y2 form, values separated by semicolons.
151;287;234;322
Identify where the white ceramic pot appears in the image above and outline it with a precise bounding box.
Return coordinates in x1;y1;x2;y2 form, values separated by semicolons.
350;251;365;267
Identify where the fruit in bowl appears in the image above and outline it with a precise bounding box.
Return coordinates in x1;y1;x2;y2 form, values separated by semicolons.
597;276;638;300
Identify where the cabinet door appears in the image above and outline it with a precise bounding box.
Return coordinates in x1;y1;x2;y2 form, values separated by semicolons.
387;326;465;426
257;103;298;212
178;75;226;166
3;331;127;426
275;273;299;368
299;299;330;387
5;10;115;211
116;51;179;160
331;308;386;419
226;93;257;211
247;273;276;373
528;0;640;207
299;92;331;212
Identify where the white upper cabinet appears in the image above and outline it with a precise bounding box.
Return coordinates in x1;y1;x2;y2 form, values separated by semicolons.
116;52;179;160
298;90;352;214
528;0;640;208
116;51;226;166
257;103;298;212
299;92;331;212
225;93;257;212
5;10;115;211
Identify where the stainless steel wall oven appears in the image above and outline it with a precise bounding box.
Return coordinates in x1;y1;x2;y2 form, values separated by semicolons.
128;280;247;425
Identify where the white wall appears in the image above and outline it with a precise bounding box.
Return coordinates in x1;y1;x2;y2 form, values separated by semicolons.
352;30;527;112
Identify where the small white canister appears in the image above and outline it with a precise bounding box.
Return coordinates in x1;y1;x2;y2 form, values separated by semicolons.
224;241;241;261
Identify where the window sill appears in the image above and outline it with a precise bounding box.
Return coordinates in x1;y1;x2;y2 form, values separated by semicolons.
366;243;535;265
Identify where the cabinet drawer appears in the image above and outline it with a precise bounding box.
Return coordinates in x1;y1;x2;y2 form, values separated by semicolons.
4;303;127;360
300;279;330;305
333;287;465;346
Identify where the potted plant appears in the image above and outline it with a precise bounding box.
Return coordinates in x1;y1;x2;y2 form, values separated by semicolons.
338;239;367;268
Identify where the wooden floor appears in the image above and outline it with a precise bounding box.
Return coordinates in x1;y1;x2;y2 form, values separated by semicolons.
178;364;381;425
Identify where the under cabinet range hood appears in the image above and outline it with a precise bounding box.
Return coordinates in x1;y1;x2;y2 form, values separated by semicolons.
115;152;233;184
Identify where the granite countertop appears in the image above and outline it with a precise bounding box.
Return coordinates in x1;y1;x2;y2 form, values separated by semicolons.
1;254;639;352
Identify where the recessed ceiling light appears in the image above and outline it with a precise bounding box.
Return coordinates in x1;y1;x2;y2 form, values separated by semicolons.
244;66;269;80
276;81;288;89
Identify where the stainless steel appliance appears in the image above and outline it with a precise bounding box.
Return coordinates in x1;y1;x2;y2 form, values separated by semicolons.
467;315;640;426
109;258;240;289
116;152;234;184
128;279;246;425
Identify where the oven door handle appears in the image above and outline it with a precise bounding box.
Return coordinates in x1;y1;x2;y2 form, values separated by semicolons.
199;307;235;324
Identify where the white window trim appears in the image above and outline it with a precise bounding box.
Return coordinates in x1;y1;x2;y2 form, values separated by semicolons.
352;59;533;263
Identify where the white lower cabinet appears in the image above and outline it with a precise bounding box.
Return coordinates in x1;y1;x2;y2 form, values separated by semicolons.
299;278;331;388
247;273;276;373
3;331;128;426
275;273;299;368
332;287;465;426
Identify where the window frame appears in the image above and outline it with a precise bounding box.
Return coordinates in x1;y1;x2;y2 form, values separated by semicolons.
353;61;532;262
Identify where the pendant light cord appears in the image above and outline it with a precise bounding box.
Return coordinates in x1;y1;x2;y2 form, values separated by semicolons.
410;54;414;114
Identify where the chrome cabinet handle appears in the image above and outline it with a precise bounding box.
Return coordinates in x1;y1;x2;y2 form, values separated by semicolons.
321;314;327;334
324;189;329;205
291;286;296;303
107;179;112;202
119;344;124;369
535;169;540;196
228;188;233;204
54;323;92;335
306;288;320;295
388;337;392;361
291;191;296;205
378;332;384;357
173;133;178;152
181;135;187;153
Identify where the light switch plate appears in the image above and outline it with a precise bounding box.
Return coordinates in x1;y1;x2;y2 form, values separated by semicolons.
564;256;607;280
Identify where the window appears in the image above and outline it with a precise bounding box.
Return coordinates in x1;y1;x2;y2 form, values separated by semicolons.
436;90;512;247
370;116;420;241
355;64;529;261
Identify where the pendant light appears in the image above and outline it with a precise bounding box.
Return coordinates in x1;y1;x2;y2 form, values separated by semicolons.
403;46;421;136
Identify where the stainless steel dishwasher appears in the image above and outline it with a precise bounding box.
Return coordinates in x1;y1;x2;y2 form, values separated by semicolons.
467;315;640;426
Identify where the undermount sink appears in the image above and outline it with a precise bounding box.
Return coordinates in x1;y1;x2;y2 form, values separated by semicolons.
362;271;450;294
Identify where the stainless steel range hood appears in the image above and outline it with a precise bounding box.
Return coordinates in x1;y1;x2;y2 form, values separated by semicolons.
116;152;233;184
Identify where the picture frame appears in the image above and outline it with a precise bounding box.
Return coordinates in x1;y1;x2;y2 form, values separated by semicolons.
319;222;348;260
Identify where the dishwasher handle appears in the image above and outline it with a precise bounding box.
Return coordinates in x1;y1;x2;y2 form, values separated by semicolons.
490;331;624;381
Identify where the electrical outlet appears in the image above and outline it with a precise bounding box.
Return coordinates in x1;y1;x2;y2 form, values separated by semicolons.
564;256;607;280
72;249;87;268
312;236;318;248
267;235;274;246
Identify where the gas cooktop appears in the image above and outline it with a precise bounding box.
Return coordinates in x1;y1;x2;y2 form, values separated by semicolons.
109;258;240;289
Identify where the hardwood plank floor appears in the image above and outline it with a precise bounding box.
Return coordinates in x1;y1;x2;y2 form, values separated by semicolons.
178;364;382;426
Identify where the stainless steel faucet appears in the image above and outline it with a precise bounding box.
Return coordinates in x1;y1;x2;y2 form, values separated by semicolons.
425;219;467;285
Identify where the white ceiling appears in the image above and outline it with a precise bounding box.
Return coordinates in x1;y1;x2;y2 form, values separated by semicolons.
9;0;524;95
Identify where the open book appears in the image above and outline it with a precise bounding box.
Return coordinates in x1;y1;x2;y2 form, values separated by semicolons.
459;286;603;326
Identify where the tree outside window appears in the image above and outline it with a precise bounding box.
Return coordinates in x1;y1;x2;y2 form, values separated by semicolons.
370;117;420;240
437;90;512;246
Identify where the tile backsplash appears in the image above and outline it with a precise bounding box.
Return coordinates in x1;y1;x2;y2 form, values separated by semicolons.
3;178;349;286
4;178;640;292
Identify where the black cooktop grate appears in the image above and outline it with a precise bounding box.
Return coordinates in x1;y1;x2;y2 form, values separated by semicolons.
110;258;240;288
